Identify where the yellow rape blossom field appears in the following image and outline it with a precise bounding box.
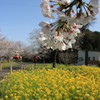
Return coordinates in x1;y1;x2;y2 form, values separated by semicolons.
0;65;100;100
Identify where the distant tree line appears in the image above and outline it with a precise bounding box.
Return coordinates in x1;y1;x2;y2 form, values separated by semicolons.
28;29;100;64
80;29;100;51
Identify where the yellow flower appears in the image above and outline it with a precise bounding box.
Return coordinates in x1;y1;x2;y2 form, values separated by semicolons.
10;94;13;96
71;86;75;89
5;95;8;99
76;90;80;93
85;93;90;97
1;65;100;99
89;96;95;100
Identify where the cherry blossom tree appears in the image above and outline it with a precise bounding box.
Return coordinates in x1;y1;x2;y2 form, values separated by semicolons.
0;33;24;62
29;29;41;54
29;29;52;63
0;33;7;58
39;0;99;68
7;41;24;58
0;35;24;62
22;45;33;58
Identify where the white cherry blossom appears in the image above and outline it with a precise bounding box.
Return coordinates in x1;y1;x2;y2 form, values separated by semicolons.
89;0;99;16
61;0;71;4
41;0;54;18
39;0;99;51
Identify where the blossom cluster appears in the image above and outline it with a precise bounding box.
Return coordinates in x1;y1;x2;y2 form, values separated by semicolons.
39;21;82;50
39;0;99;51
1;65;100;100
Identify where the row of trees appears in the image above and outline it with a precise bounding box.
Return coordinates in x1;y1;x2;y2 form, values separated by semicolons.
38;0;99;67
1;29;100;64
28;27;100;65
0;33;35;62
0;0;99;66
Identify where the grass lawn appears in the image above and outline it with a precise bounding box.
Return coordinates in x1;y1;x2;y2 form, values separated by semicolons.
0;60;19;68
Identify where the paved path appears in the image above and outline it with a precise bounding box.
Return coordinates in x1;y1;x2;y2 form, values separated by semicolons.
0;65;25;80
0;70;10;79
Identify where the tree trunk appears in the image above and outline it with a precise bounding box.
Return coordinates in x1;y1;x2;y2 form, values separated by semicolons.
43;57;45;63
52;50;58;68
85;49;88;65
58;53;61;64
0;62;2;71
43;57;45;66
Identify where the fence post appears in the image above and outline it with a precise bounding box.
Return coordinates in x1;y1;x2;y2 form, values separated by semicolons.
21;64;23;70
0;63;2;71
23;65;25;70
10;64;12;73
32;65;34;70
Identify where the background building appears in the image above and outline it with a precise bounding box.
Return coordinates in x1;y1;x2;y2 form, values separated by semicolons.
78;50;100;66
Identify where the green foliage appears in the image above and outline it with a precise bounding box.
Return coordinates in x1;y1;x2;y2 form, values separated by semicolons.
24;63;66;70
80;29;100;51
